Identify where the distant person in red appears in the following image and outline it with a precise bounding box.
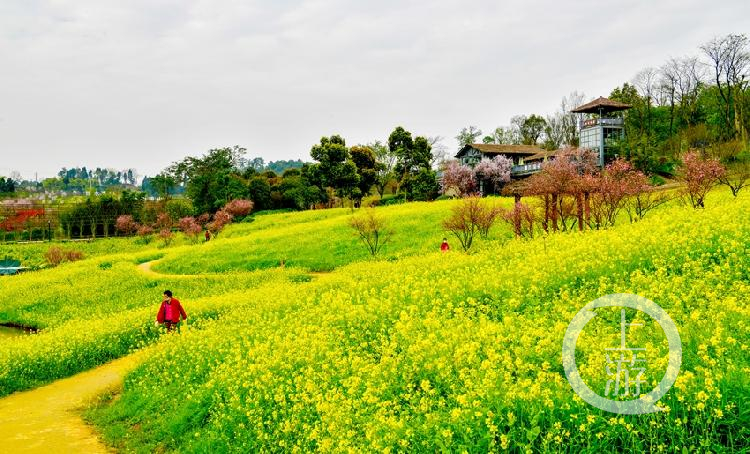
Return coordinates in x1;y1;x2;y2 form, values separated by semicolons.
205;230;211;242
440;237;450;252
156;290;187;332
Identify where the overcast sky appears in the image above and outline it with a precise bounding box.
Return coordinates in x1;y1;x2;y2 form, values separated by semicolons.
1;0;748;180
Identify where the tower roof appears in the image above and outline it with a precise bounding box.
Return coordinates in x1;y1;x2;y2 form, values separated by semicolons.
571;96;632;114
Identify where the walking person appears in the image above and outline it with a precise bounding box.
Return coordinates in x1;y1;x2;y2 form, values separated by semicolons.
156;290;187;332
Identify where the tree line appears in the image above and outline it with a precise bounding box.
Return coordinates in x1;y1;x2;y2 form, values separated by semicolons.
144;125;440;215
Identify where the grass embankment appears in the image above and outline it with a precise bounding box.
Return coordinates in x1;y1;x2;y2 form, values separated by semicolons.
0;251;309;397
0;237;158;268
82;191;749;452
153;199;516;274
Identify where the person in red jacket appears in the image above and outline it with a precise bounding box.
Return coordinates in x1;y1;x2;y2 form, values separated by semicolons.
156;290;187;332
440;237;450;252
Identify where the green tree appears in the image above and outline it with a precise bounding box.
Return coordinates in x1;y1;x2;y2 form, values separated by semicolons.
409;167;439;201
310;135;360;206
149;173;177;201
518;115;547;145
350;145;377;206
389;127;434;199
0;177;16;194
455;126;483;147
370;140;396;198
168;145;248;214
247;176;272;211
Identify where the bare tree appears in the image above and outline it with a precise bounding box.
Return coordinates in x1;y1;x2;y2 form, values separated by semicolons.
350;208;393;256
713;140;750;197
633;67;661;136
659;60;680;139
443;196;496;251
428;136;449;168
625;188;673;223
560;91;586;146
675;57;706;126
701;34;750;141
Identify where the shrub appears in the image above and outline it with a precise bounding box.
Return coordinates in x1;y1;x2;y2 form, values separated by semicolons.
115;215;138;235
155;213;173;230
158;228;174;247
164;199;194;222
679;151;725;208
442;196;491;252
136;225;154;244
475;203;502;239
223;199;254;218
137;225;154;236
44;247;84;267
196;213;211;227
44;247;65;267
207;210;233;237
349;208;393;256
179;217;203;243
65;250;84;262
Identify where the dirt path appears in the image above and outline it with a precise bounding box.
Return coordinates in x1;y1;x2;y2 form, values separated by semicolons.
136;259;164;277
137;259;198;278
136;260;226;278
0;348;151;453
139;260;334;280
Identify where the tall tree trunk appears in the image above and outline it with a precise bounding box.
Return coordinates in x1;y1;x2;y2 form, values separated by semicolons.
550;193;559;232
576;192;584;231
584;192;591;227
735;87;746;143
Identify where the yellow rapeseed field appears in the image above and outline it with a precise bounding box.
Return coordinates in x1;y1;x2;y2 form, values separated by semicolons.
2;190;749;452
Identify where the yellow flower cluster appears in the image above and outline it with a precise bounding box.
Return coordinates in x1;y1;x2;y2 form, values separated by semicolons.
95;192;749;451
3;190;749;451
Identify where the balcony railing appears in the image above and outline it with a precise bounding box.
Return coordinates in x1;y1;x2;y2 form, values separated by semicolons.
511;162;542;175
580;117;624;129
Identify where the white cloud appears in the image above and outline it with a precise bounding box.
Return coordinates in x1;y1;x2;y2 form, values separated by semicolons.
0;0;748;179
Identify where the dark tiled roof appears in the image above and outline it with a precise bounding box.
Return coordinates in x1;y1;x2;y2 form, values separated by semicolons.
571;96;632;113
525;150;560;162
456;143;545;158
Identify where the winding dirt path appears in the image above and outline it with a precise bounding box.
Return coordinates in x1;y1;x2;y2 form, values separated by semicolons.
0;348;151;453
136;260;228;278
138;259;333;280
136;259;166;277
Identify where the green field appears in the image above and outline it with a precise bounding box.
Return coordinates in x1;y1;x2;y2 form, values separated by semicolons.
1;190;748;452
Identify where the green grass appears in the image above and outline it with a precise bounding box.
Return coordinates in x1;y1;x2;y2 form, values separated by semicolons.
2;189;749;452
83;190;750;452
154;198;516;274
0;236;161;268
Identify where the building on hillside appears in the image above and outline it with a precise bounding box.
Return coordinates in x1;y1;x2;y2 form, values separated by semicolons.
571;96;631;167
455;144;551;178
452;96;632;186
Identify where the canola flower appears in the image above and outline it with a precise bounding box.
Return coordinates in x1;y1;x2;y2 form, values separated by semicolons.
86;191;750;452
3;190;749;452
